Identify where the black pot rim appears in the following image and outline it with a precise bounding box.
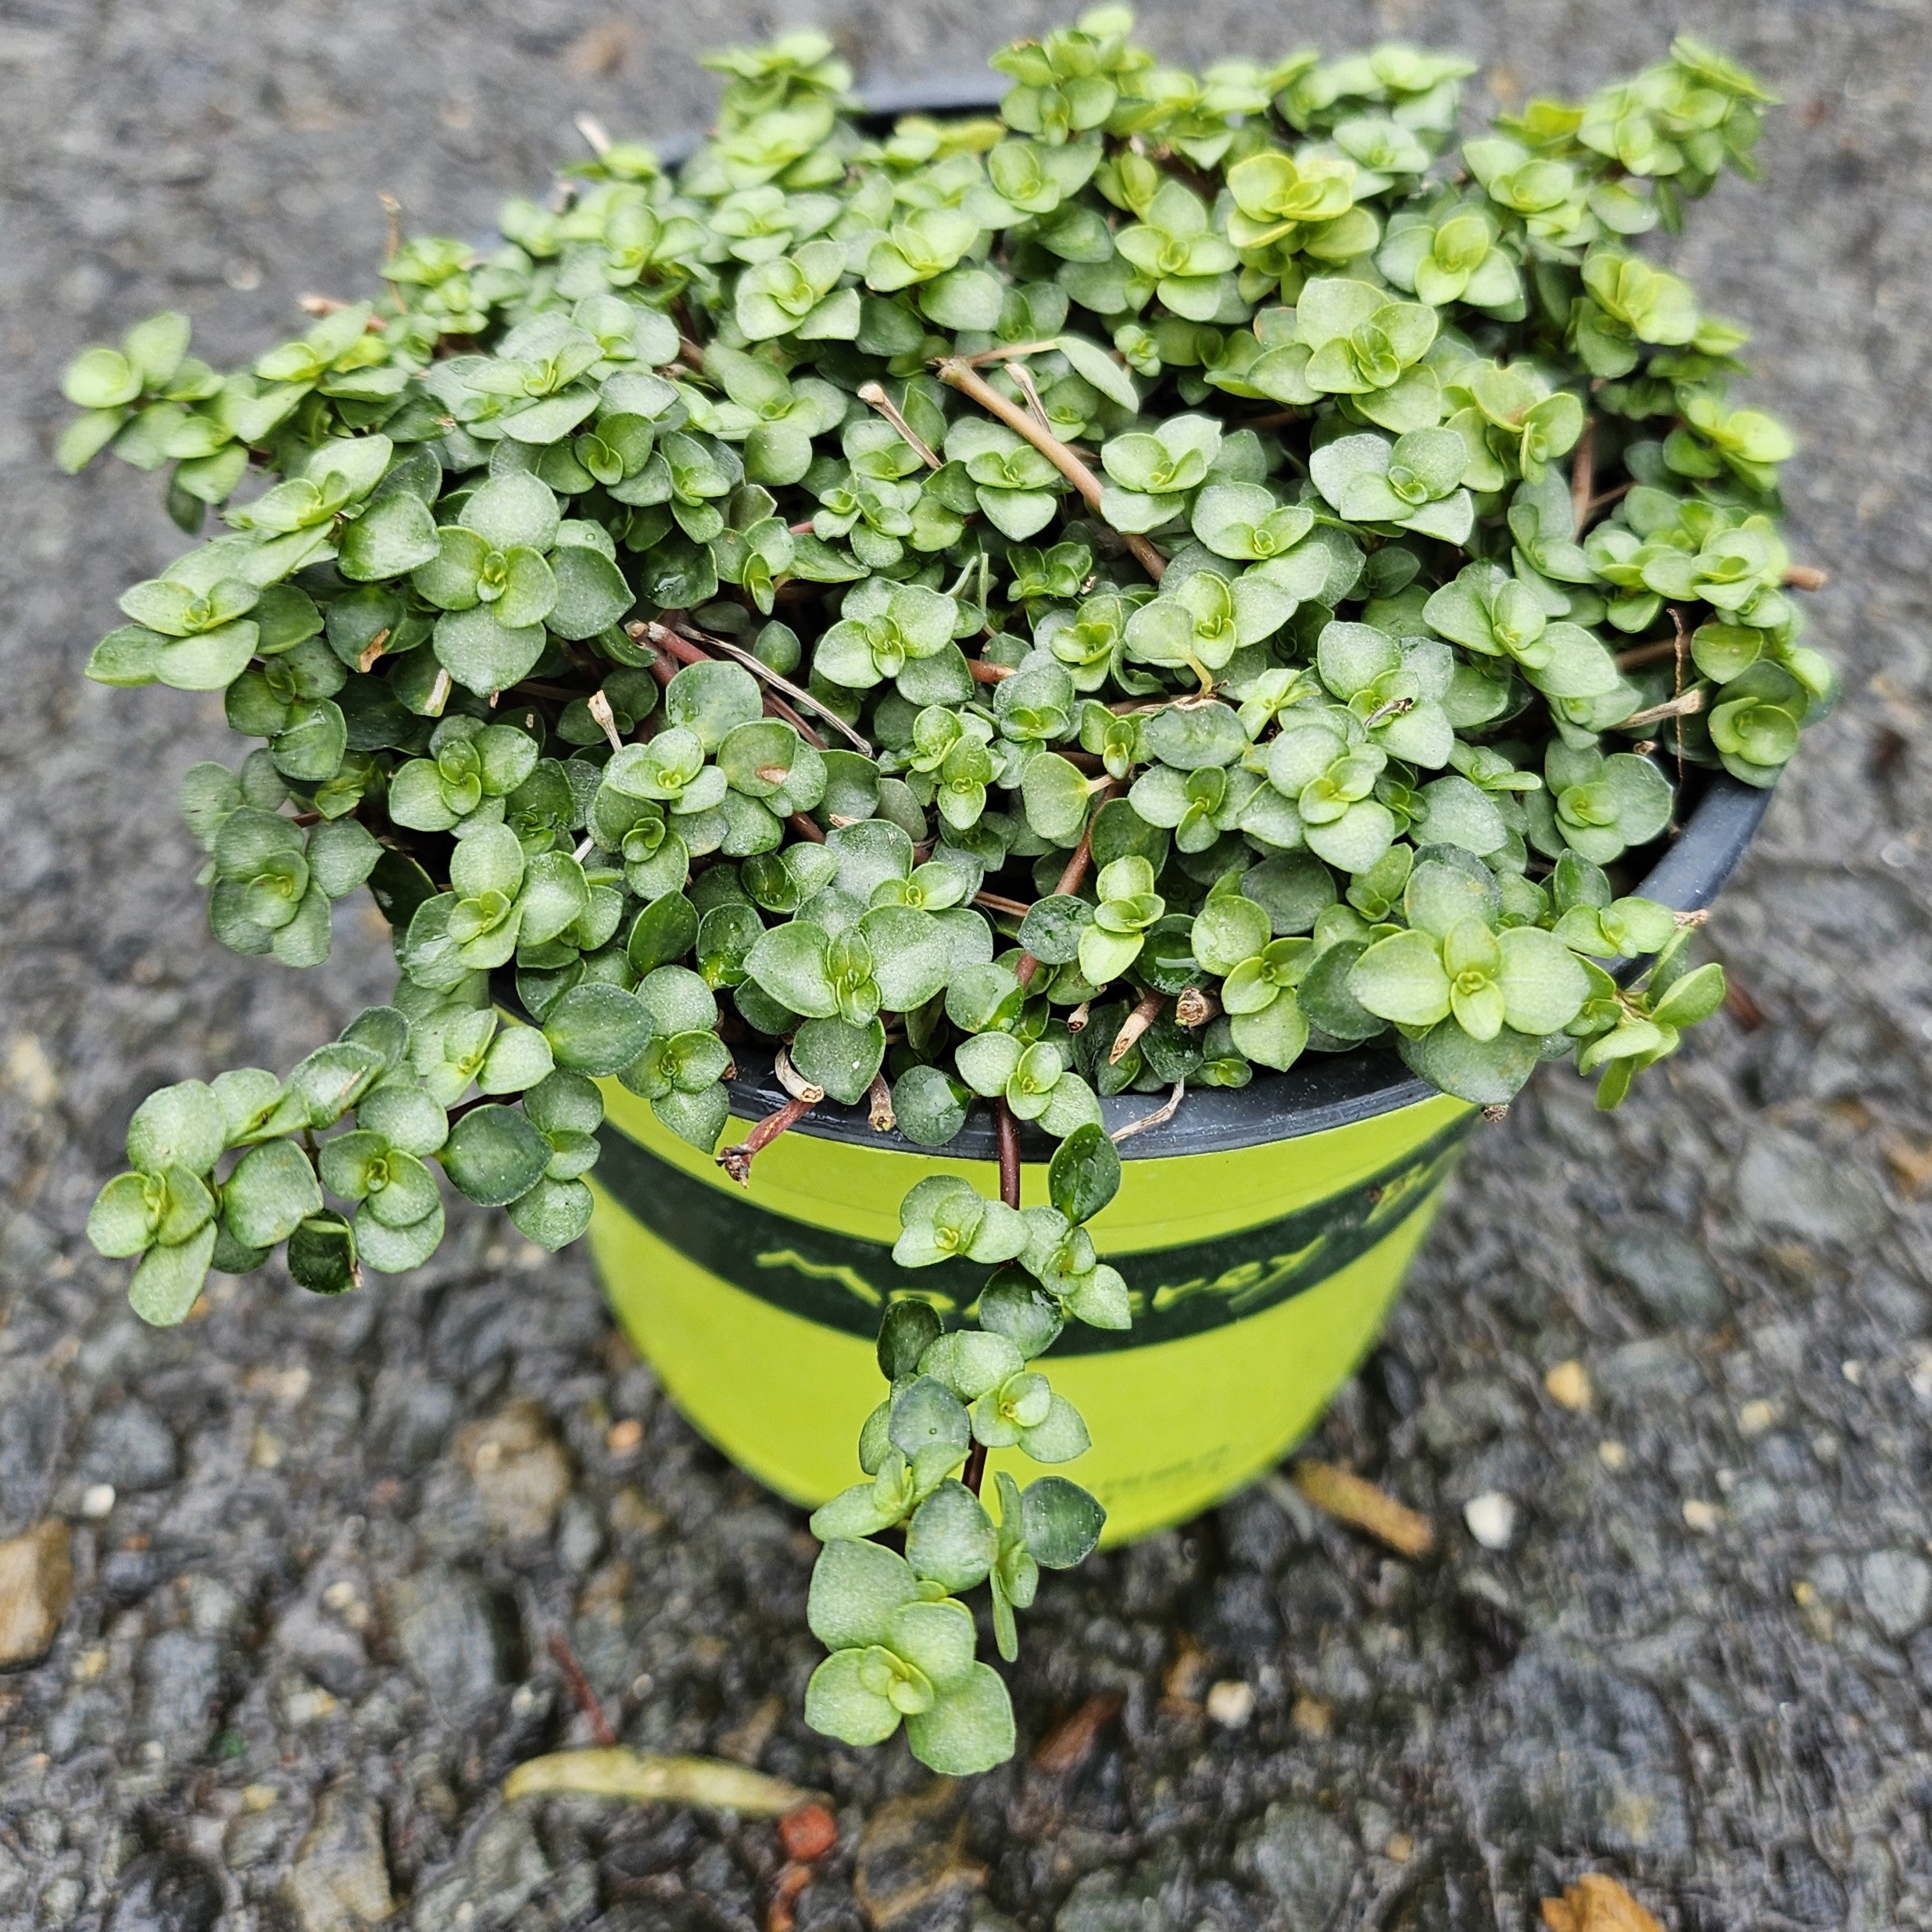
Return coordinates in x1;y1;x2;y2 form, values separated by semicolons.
704;772;1771;1160
617;85;1780;1162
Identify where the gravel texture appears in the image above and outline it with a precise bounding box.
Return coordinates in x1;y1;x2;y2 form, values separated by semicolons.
2;2;1930;1928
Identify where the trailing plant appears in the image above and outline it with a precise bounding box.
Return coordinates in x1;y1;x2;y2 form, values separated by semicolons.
68;15;1824;1773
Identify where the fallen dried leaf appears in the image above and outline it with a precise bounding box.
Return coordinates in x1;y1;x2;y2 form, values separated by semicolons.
1540;1873;1664;1932
1291;1459;1435;1559
766;1861;811;1932
1883;1134;1932;1199
503;1748;820;1815
1032;1691;1123;1774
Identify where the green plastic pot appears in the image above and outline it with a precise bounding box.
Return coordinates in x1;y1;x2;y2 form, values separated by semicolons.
581;89;1773;1544
586;752;1767;1544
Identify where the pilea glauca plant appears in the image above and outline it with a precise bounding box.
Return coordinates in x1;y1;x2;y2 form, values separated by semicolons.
69;16;1826;1773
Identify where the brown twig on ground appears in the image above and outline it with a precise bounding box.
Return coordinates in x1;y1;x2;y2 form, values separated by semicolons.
936;356;1167;582
1724;971;1766;1031
1570;416;1596;531
1032;1692;1125;1775
1783;563;1830;591
1108;988;1168;1065
1290;1459;1436;1560
1111;1079;1185;1146
546;1632;617;1748
766;1864;811;1932
717;1097;814;1186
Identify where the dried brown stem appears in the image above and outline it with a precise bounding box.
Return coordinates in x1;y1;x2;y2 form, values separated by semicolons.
546;1632;617;1748
936;356;1167;582
785;812;827;846
974;890;1034;920
1583;478;1634;522
771;1046;825;1106
1110;1079;1185;1146
1621;688;1707;728
1570;416;1596;532
856;381;942;470
866;1074;896;1133
1784;564;1830;591
1175;986;1219;1029
959;338;1064;367
586;689;624;753
667;619;871;757
1014;783;1119;990
717;1096;814;1186
1108;989;1168;1066
1614;635;1684;671
1291;1459;1435;1560
1233;408;1301;431
968;657;1017;684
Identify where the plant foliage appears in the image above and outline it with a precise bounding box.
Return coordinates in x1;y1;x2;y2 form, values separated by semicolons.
70;13;1822;1773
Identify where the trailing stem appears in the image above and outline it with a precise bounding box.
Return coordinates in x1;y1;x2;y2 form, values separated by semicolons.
935;356;1168;583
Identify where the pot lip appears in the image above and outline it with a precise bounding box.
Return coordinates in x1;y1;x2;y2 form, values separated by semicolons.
607;85;1779;1162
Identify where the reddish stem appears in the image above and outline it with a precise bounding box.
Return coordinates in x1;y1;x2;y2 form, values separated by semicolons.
717;1095;813;1185
1014;784;1118;989
968;657;1018;684
995;1099;1021;1209
546;1632;617;1748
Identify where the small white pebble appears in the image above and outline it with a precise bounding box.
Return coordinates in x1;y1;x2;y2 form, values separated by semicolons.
1597;1440;1628;1471
80;1483;115;1519
1737;1399;1776;1437
1841;1358;1864;1386
1463;1491;1518;1551
1205;1679;1254;1729
1682;1497;1720;1533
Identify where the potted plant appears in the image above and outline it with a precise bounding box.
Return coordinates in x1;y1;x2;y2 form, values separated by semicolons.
66;11;1827;1774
